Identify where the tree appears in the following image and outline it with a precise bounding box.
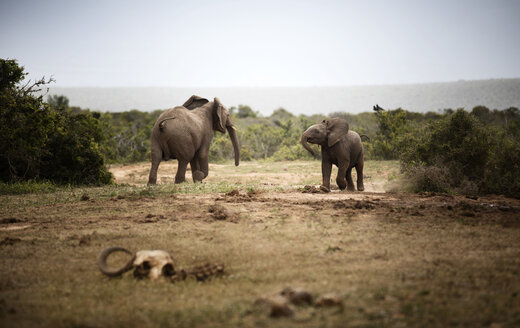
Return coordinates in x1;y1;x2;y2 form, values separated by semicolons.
237;105;258;118
0;59;56;181
0;59;112;185
371;108;412;159
47;94;69;111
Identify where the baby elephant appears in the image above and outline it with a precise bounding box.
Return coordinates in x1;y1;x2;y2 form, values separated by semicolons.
301;118;365;192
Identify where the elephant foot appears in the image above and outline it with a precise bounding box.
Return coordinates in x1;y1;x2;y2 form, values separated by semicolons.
320;185;331;193
347;185;355;192
357;184;365;192
148;177;157;185
193;170;205;182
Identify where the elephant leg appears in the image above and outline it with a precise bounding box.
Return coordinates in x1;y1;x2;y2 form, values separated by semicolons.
148;145;162;185
346;167;355;191
320;160;332;192
356;154;365;191
174;160;188;184
198;151;209;179
336;165;348;191
190;157;204;183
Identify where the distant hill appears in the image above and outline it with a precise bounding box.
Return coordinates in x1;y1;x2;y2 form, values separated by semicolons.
46;79;520;115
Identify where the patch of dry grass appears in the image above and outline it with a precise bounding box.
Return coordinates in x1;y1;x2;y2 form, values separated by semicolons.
1;160;519;327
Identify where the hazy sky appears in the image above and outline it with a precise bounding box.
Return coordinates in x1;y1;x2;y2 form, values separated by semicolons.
1;0;519;87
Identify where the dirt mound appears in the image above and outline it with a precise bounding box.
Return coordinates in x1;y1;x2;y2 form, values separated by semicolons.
301;185;326;193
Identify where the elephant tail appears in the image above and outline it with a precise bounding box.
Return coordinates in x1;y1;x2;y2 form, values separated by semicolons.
359;134;370;142
158;117;176;132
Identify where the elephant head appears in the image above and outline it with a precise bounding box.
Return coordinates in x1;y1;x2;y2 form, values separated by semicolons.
301;118;350;156
213;97;240;166
180;95;240;166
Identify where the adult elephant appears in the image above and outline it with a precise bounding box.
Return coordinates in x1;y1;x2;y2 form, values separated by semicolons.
301;118;365;192
147;95;239;185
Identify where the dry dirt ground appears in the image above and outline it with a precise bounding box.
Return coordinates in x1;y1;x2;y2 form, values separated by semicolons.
1;160;519;327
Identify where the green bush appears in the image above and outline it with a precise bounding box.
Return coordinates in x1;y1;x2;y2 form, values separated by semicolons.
40;110;113;185
403;165;453;194
0;58;112;186
371;108;412;159
100;110;160;164
400;109;520;196
209;132;234;162
485;131;520;196
271;144;315;161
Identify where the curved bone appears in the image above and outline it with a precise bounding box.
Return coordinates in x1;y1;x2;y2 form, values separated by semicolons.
97;246;135;277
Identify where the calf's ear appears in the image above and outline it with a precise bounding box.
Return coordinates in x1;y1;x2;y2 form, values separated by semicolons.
326;118;350;147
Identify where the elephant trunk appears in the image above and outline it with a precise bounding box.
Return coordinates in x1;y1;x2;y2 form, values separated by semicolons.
97;246;135;277
301;134;315;156
227;125;240;166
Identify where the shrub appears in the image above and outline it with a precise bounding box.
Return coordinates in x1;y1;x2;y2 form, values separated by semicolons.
40;110;113;185
0;59;112;185
404;165;452;193
372;108;412;159
271;144;314;161
485;131;520;196
209;133;234;162
401;109;520;197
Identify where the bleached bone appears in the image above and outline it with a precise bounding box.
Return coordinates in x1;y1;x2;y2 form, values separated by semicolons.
97;247;176;280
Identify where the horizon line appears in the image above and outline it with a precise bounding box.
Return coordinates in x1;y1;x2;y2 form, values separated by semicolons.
47;77;520;89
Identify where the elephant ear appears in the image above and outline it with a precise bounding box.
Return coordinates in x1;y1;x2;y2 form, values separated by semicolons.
183;95;209;110
213;97;227;133
326;118;350;147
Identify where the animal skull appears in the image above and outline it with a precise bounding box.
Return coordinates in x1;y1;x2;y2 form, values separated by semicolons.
132;250;176;280
97;247;176;280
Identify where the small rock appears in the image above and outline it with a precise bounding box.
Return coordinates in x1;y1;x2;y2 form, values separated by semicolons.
255;295;294;318
226;189;240;196
281;287;313;306
208;204;235;221
270;296;294;317
315;293;344;308
80;194;90;201
326;245;342;253
302;185;326;194
78;235;91;246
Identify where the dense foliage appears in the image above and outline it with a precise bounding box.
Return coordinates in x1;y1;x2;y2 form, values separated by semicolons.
94;101;519;196
97;106;380;164
0;59;112;185
399;108;520;196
